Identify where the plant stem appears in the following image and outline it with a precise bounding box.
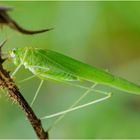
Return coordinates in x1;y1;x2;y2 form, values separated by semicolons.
0;54;48;139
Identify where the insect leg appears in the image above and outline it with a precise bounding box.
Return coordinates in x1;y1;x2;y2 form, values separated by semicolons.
40;83;112;131
62;81;109;95
44;94;111;131
30;80;44;107
41;83;96;119
11;62;23;77
18;75;36;83
41;92;111;120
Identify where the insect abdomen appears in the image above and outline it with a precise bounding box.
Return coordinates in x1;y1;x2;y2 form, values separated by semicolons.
38;70;79;81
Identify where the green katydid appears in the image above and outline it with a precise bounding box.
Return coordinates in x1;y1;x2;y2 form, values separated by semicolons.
9;46;140;128
10;47;140;94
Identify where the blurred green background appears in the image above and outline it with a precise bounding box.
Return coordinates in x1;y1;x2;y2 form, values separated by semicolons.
0;1;140;139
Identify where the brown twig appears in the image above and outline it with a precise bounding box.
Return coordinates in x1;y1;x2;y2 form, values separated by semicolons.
0;45;48;139
0;6;53;35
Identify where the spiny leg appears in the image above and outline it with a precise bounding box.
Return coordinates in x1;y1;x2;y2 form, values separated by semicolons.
41;92;111;120
40;83;112;131
41;83;97;120
48;93;111;131
30;80;44;107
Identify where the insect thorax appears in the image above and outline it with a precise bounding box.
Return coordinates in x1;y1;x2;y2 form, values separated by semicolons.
11;47;79;82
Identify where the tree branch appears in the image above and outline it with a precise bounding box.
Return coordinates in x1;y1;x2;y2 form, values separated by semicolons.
0;6;53;35
0;6;50;139
0;52;48;139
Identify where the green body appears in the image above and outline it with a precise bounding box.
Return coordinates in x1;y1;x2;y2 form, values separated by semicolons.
10;47;140;94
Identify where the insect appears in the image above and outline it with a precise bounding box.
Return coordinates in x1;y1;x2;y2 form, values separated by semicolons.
9;47;140;128
10;47;140;94
0;6;53;35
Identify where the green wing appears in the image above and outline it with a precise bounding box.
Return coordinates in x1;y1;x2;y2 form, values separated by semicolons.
24;48;80;81
22;47;140;94
41;49;140;94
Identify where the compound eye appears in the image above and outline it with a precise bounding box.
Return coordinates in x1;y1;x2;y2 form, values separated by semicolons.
11;48;17;58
